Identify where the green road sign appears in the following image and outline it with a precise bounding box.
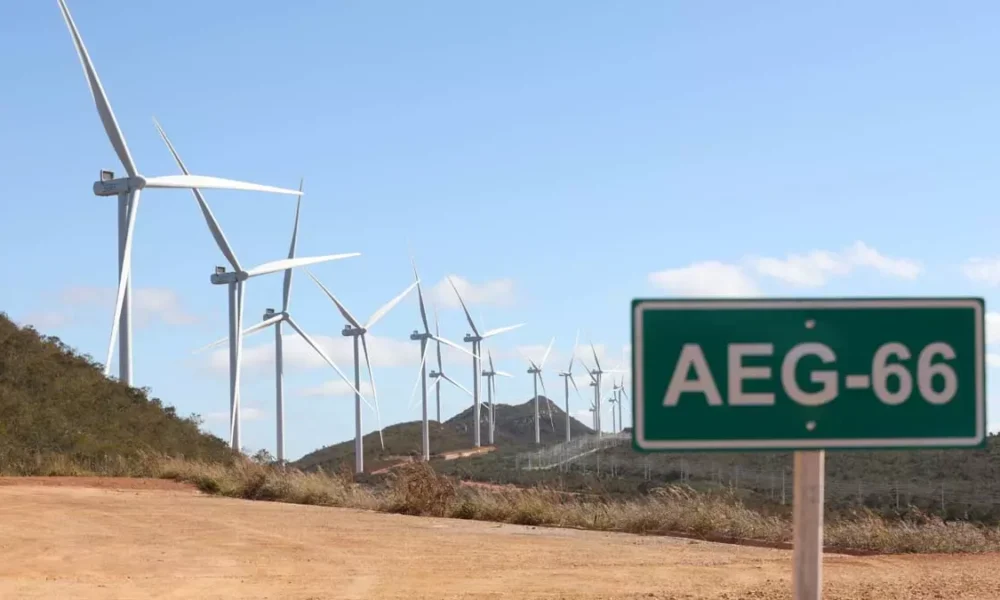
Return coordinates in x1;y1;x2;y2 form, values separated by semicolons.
631;298;986;451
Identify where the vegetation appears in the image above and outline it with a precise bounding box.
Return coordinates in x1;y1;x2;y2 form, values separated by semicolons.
0;313;233;471
4;312;1000;554
36;453;1000;554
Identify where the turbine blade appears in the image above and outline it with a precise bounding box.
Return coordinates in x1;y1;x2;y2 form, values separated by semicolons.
282;180;303;312
361;335;385;451
482;323;525;339
58;0;137;177
540;337;555;369
306;270;361;329
440;373;472;397
247;253;360;278
591;341;602;372
153;119;241;272
538;373;554;430
446;276;479;337
407;342;431;411
142;174;304;196
431;335;479;360
285;315;370;410
495;370;513;378
365;280;419;330
192;314;280;353
568;329;580;373
103;188;141;377
409;256;429;333
487;349;495;373
435;337;443;372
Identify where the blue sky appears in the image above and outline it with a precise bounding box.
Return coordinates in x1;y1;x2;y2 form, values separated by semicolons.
3;1;1000;459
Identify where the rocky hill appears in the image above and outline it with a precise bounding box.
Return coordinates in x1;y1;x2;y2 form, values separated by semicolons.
0;313;233;470
293;397;593;473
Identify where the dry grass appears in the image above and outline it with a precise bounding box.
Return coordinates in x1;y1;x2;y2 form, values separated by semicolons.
8;453;1000;554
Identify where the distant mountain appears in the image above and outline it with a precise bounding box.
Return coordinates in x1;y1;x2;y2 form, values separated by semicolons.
293;397;593;473
0;313;233;467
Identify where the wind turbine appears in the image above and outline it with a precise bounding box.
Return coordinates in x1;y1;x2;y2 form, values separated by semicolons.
521;338;555;445
446;277;524;448
58;0;304;387
614;375;629;432
194;189;363;462
481;350;512;445
309;272;419;473
608;394;618;433
578;343;622;436
557;332;586;443
427;309;474;426
155;124;359;451
408;261;478;460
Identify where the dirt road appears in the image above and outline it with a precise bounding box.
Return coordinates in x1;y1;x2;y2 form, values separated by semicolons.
0;478;997;599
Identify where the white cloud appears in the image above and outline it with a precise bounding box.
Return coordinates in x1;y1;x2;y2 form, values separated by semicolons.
751;251;850;287
988;354;1000;368
428;275;516;309
962;258;1000;286
749;242;921;287
300;380;375;398
205;407;265;422
844;242;922;279
649;242;921;296
648;261;761;297
988;313;1000;345
58;286;198;326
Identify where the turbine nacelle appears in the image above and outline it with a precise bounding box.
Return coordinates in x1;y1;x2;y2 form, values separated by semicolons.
93;176;142;196
342;324;366;337
263;308;278;320
428;370;441;378
463;333;481;343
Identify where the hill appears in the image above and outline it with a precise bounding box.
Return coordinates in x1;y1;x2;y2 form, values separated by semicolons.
0;313;233;470
293;397;593;473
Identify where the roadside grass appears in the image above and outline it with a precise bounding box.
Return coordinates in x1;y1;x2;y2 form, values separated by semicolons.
6;453;1000;554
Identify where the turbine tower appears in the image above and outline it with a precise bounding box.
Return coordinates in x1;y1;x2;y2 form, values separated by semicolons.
58;0;304;386
615;375;629;432
308;272;418;473
481;350;512;445
557;332;585;442
446;277;523;448
155;124;360;450
520;338;555;445
579;343;622;437
194;188;363;461
408;261;476;460
427;309;473;425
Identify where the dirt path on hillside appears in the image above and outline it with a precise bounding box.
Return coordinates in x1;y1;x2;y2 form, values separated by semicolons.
0;479;997;599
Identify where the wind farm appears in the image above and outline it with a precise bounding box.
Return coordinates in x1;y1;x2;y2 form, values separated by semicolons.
3;1;1000;598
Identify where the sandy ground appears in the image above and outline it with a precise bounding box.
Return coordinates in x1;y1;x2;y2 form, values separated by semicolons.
0;478;998;599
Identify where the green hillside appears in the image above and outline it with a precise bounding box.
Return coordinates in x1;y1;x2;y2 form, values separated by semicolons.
0;313;233;469
293;397;593;473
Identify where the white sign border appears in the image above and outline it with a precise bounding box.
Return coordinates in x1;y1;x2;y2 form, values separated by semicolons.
633;298;986;451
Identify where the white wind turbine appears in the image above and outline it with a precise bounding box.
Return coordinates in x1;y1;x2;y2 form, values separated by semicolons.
427;309;474;425
446;277;524;448
192;191;364;462
481;350;513;445
613;375;629;433
308;271;419;473
408;261;478;460
578;342;622;436
520;338;555;445
557;332;586;442
58;0;304;387
155;123;360;450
